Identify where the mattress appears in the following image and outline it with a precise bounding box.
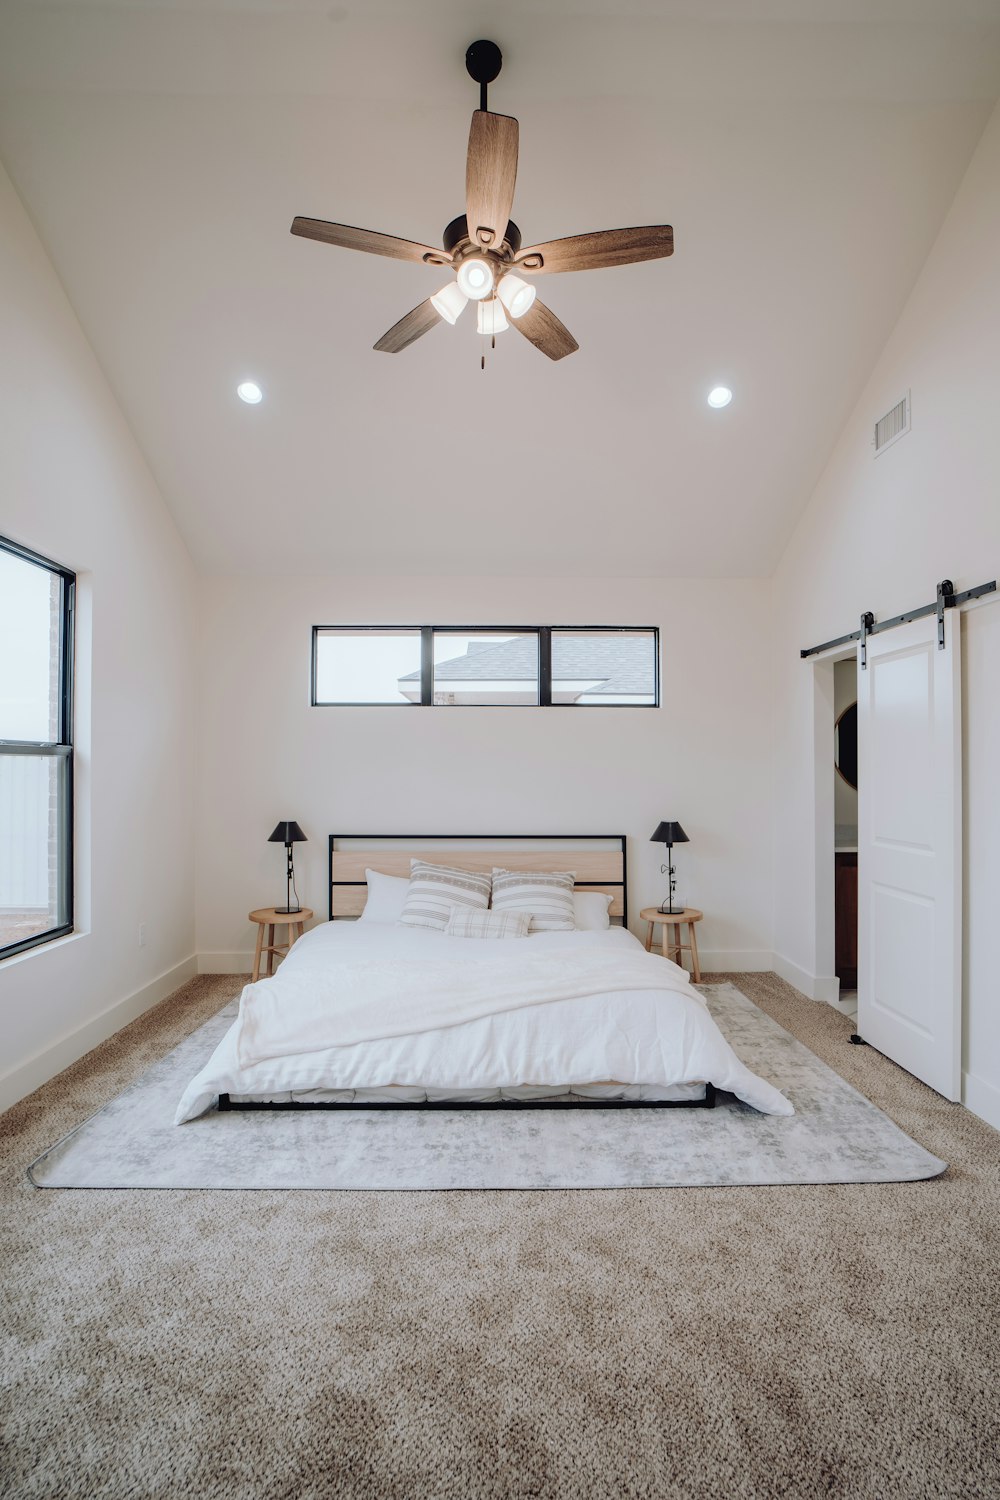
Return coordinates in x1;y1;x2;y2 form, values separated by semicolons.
176;920;792;1122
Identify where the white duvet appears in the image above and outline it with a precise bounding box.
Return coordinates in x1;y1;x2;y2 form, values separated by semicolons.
176;921;792;1122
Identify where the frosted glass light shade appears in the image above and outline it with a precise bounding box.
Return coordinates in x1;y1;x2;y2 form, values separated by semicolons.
456;256;494;300
476;299;509;336
707;386;733;408
430;281;469;324
496;274;536;319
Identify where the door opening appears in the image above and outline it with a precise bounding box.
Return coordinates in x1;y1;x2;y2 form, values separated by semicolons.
809;595;973;1103
833;658;859;1021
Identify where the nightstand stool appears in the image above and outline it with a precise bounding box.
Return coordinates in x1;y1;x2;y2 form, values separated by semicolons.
249;908;314;982
640;907;703;983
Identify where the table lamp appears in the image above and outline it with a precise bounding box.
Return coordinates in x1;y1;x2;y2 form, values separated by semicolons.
650;821;689;914
268;820;307;914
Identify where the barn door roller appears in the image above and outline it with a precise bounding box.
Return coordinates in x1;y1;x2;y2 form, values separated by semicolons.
801;577;996;666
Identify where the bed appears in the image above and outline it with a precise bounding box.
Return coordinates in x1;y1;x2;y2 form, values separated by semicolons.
175;836;792;1123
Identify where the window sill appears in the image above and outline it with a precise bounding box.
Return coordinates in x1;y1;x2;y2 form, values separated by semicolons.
0;928;87;969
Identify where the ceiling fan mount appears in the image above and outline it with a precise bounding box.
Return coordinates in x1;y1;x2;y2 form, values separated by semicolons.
290;39;674;360
465;39;503;93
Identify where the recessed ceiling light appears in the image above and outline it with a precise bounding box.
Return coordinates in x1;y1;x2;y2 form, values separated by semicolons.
237;381;263;404
707;386;733;408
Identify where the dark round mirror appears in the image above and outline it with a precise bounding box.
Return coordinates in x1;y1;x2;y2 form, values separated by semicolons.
835;701;858;790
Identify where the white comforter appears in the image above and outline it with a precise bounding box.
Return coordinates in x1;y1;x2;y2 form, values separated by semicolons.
175;921;793;1122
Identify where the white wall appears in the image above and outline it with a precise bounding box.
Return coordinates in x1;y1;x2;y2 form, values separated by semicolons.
195;575;775;972
0;161;197;1110
771;102;1000;1125
5;91;998;1125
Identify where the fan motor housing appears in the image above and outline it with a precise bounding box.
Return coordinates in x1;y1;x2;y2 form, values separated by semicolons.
442;214;521;258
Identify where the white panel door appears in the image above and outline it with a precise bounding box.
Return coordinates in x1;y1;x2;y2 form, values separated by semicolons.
856;616;962;1099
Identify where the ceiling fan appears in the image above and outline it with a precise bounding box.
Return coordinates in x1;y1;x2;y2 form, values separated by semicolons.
291;40;674;363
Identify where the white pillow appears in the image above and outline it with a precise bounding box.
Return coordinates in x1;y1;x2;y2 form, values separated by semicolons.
491;868;576;932
399;860;493;932
358;869;409;923
445;909;530;940
573;890;613;930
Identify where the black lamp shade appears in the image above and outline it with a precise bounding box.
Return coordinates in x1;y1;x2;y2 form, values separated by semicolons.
650;821;689;847
269;821;307;845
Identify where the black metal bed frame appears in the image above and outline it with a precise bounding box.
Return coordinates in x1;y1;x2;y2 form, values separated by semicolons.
218;1087;716;1112
327;831;630;926
218;833;717;1114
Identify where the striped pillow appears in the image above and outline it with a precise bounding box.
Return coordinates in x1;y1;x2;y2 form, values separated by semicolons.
491;868;576;932
398;860;492;932
445;908;530;940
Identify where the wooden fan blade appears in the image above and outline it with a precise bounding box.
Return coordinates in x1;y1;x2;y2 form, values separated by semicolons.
291;218;452;268
514;225;673;274
373;298;443;354
465;111;519;250
510;298;579;361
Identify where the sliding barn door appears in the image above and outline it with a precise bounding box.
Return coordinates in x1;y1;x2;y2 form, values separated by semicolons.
857;616;962;1099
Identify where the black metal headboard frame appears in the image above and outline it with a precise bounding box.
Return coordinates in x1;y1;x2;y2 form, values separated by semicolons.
328;834;628;926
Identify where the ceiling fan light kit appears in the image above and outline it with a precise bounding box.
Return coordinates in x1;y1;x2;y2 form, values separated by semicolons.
456;255;495;300
496;274;536;318
476;298;509;337
291;40;674;363
430;281;468;324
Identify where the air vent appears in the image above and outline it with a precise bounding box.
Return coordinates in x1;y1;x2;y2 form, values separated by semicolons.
873;391;910;457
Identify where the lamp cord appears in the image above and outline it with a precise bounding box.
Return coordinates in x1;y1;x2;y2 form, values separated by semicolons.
285;841;301;914
660;855;676;915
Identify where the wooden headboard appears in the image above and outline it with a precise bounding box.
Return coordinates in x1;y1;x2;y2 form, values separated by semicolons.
329;835;627;924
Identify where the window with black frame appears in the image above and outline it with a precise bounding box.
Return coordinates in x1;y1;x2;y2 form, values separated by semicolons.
0;538;75;960
311;626;659;707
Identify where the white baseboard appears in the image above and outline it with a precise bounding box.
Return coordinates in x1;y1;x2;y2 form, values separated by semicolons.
8;945;995;1135
772;952;840;1004
198;952;254;975
963;1070;1000;1133
0;954;198;1115
698;950;775;973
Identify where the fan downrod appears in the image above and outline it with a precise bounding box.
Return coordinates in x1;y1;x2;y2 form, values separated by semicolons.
466;40;502;110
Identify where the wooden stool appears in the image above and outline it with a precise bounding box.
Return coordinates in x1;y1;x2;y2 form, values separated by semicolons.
249;908;313;981
640;907;703;983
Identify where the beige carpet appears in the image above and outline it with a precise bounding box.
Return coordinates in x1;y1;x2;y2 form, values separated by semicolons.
2;972;998;1500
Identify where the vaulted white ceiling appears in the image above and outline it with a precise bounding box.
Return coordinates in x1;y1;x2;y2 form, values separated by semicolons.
2;1;999;577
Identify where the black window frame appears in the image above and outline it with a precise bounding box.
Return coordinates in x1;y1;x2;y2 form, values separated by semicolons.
311;625;660;708
0;536;75;962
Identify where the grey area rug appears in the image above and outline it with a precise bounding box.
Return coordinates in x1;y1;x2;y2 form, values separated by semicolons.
28;984;946;1190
